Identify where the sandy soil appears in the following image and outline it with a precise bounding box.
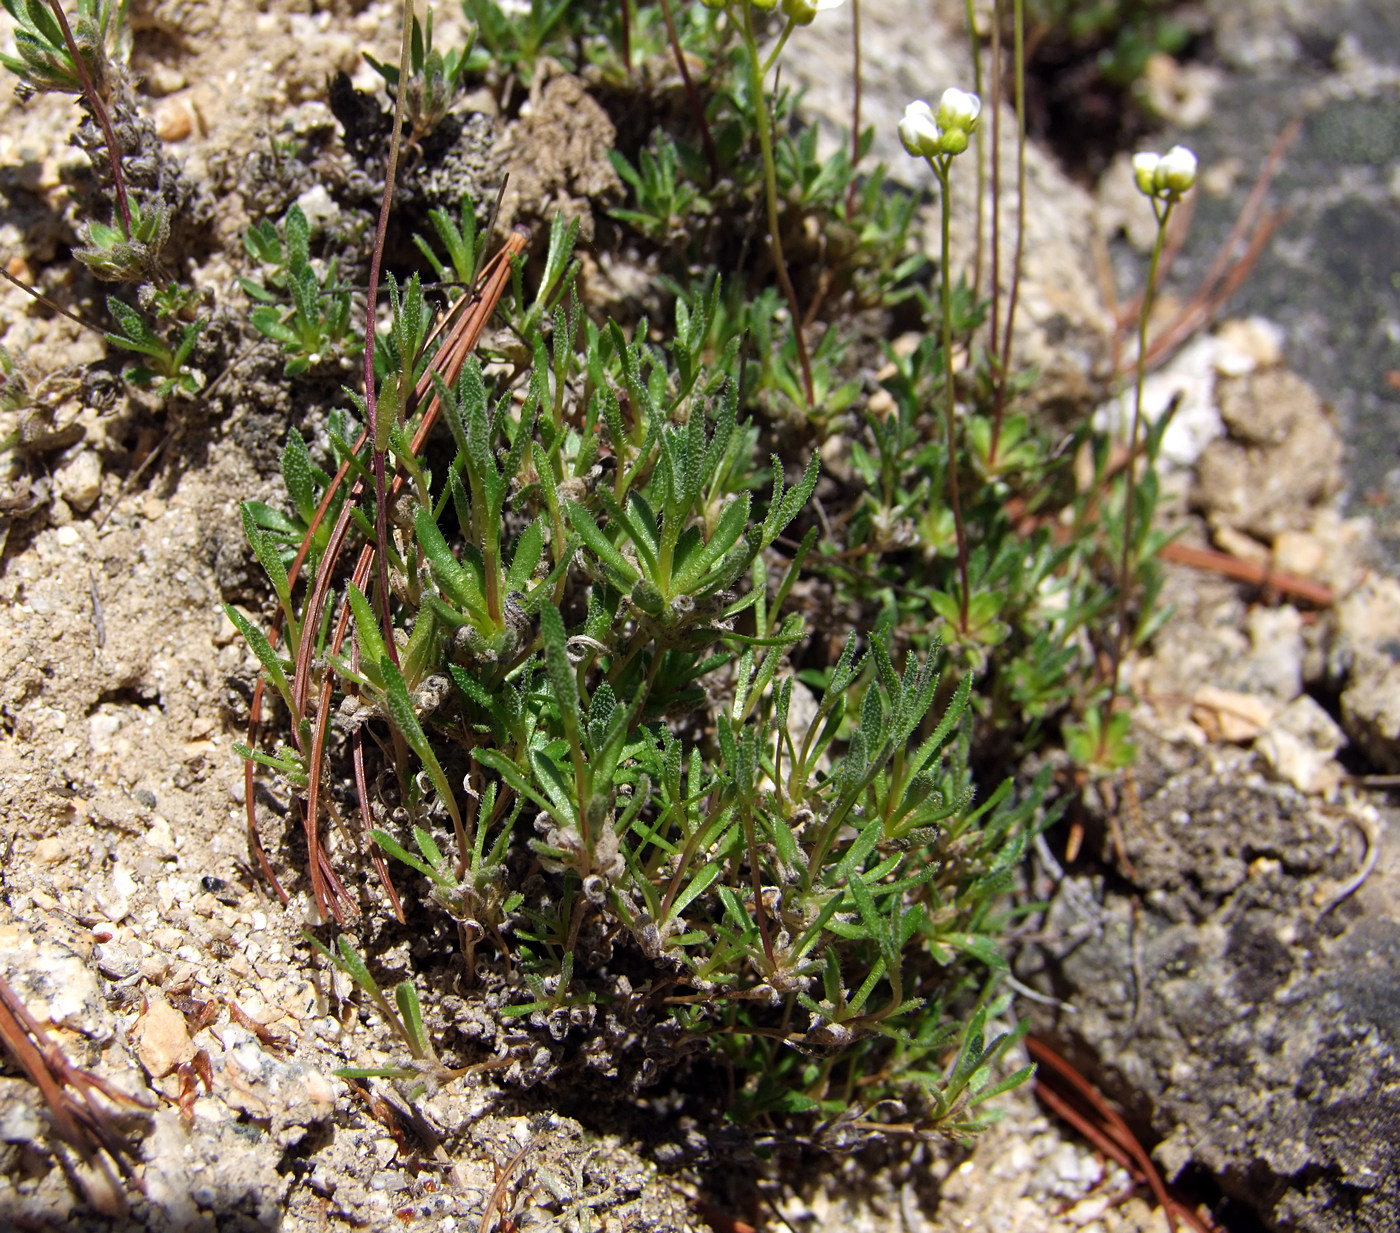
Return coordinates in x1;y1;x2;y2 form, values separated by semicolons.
0;2;1390;1231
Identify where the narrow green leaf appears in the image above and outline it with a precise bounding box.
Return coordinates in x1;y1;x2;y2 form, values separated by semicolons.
415;507;485;617
565;499;639;584
673;492;750;590
335;936;382;998
344;583;389;681
380;657;459;833
370;829;444;883
285;203;310;271
539;602;580;735
394;980;429;1059
663;862;721;926
241;503;291;610
223;604;293;715
846;872;896;969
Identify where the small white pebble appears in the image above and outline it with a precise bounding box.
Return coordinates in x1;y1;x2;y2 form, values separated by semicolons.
1067;1194;1111;1225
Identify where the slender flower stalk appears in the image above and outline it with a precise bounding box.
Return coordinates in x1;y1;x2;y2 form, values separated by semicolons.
660;0;720;180
963;0;984;294
1103;145;1197;746
934;158;970;632
989;0;1026;467
900;88;981;633
737;5;812;404
365;0;419;670
723;0;846;406
44;0;130;237
845;0;862;217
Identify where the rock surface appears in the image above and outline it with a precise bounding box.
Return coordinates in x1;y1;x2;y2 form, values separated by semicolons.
1193;368;1344;541
1336;577;1400;773
1023;740;1399;1233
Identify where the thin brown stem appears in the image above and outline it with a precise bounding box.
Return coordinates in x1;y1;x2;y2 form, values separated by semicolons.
963;0;983;294
45;0;129;235
935;160;971;631
244;233;526;918
743;7;814;406
1106;199;1170;719
660;0;719;181
845;0;862;218
990;0;1025;464
987;0;1001;366
0;266;104;333
365;0;416;671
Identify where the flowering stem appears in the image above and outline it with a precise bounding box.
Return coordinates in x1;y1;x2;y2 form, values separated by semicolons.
1104;198;1172;733
741;6;814;406
933;158;971;633
845;0;862;218
989;0;1026;467
365;0;416;671
963;0;983;295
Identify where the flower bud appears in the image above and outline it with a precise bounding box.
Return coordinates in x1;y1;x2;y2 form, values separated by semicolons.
1132;146;1197;201
939;128;969;156
936;87;981;134
781;0;844;21
898;99;941;159
1156;145;1197;195
1132;151;1161;196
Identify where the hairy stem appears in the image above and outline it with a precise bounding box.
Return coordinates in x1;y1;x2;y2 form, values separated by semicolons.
989;0;1026;465
845;0;862;217
45;0;129;236
660;0;720;181
963;0;983;294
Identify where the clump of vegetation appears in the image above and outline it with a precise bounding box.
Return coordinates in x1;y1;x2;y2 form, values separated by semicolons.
219;0;1194;1138
0;0;1192;1147
1;0;212;401
239;203;360;377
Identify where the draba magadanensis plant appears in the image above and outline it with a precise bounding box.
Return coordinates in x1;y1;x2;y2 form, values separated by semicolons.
226;0;1195;1140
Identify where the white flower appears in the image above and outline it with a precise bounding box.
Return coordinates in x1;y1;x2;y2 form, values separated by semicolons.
936;87;981;134
1157;145;1197;194
782;0;844;23
899;99;942;158
1133;145;1197;200
1131;151;1161;196
902;89;980;161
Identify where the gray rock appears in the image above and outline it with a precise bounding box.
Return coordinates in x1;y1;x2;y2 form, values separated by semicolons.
54;448;103;514
1022;745;1398;1231
1337;577;1400;772
1193;368;1344;541
1256;694;1346;795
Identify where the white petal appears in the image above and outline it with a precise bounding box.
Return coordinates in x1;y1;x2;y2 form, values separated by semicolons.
1132;151;1161;195
1158;145;1198;189
898;100;940;157
937;87;981;128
